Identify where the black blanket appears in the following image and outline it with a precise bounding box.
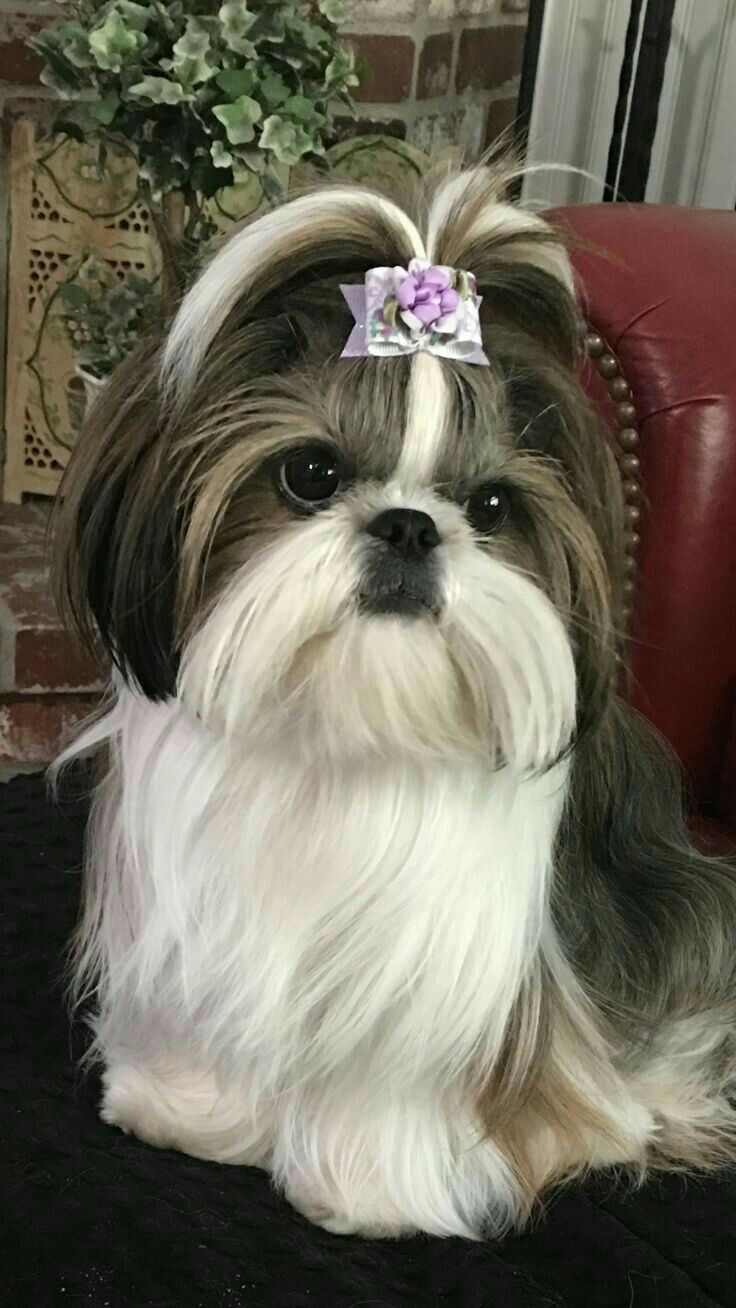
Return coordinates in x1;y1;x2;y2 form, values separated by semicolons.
2;772;734;1307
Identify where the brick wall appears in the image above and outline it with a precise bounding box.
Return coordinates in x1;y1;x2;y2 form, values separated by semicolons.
0;502;104;773
342;0;528;155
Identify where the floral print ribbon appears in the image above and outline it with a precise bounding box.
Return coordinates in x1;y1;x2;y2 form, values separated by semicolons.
340;259;489;365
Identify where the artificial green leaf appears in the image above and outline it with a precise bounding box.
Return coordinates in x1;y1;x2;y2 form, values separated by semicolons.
139;152;188;198
261;14;286;45
39;64;80;99
318;0;348;22
260;170;284;202
215;68;255;98
211;138;234;168
236;149;266;174
150;0;182;37
283;94;324;124
170;16;215;87
259;70;291;107
192;153;228;199
114;1;154;31
324;48;359;89
259;113;314;165
57;282;90;308
56;21;94;69
224;34;257;57
129;76;188;105
213;95;262;145
31;36;82;97
219;0;256;24
89;92;121;126
88;8;144;73
219;1;257;54
287;17;328;53
78;256;106;285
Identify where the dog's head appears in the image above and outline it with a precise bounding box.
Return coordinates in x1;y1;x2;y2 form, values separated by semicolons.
57;165;625;769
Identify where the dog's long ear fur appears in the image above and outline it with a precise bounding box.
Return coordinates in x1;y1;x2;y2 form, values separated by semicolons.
53;342;177;699
53;188;424;698
557;698;736;1043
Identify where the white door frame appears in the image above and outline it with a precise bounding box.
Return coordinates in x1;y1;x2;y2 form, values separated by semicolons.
646;0;736;208
521;0;635;208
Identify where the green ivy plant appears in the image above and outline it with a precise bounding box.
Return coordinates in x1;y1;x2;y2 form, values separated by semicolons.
57;257;160;379
32;1;358;308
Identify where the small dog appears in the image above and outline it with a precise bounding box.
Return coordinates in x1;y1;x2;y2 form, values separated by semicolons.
55;163;736;1239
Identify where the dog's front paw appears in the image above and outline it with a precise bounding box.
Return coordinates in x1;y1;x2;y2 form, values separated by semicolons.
285;1178;415;1239
101;1061;271;1166
101;1063;176;1149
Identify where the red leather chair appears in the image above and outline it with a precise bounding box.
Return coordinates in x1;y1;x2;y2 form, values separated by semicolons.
553;205;736;854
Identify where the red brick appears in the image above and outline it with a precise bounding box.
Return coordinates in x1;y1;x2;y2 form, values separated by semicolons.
0;503;107;694
0;695;100;766
14;628;105;693
456;25;526;92
0;501;57;629
347;33;415;104
484;95;520;150
0;35;43;85
417;32;454;100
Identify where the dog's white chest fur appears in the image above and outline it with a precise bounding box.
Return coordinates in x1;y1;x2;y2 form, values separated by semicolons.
102;692;567;1082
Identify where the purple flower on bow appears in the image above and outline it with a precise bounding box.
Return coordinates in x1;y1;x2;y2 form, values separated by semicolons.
394;261;460;335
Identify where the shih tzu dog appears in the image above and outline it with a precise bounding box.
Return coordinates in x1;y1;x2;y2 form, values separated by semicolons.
54;162;736;1240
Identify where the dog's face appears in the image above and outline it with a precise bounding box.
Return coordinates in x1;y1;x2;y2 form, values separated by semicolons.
57;168;625;769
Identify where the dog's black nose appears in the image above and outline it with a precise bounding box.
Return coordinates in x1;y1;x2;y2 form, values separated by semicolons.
366;509;440;561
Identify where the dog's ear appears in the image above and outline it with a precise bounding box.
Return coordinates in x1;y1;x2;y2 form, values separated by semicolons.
53;340;182;699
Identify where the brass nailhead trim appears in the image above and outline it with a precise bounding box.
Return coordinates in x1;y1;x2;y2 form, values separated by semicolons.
609;377;631;402
584;329;642;627
619;453;640;477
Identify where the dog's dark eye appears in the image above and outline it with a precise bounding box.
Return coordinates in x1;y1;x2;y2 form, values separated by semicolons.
278;446;343;512
466;484;511;534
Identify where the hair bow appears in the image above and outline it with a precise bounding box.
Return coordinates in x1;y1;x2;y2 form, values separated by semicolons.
340;259;489;365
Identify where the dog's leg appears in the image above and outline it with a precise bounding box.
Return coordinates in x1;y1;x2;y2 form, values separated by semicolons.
276;1092;520;1240
101;1059;272;1168
631;1017;736;1169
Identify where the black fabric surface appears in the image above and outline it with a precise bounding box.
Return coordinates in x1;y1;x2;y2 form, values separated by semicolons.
2;772;735;1308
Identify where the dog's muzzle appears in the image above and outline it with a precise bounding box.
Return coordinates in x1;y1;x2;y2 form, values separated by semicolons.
359;508;441;617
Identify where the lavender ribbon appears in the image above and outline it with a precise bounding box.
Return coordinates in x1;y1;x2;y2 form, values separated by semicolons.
340;259;489;365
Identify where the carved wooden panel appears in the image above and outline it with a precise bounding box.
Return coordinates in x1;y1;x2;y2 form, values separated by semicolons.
4;116;160;500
